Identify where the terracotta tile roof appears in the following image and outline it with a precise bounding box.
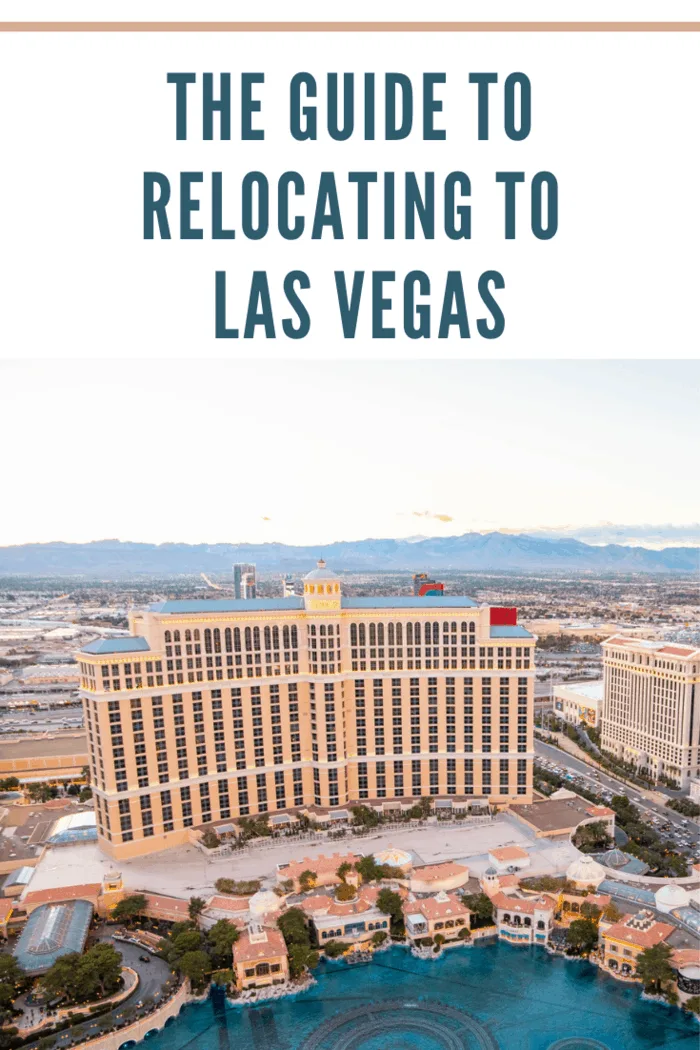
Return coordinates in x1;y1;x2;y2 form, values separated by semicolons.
492;891;553;916
23;883;101;907
411;862;468;882
301;885;381;918
657;646;695;657
604;918;674;949
0;899;14;920
234;927;287;965
489;846;529;862
672;948;700;969
587;805;614;817
278;853;359;880
404;892;470;921
143;893;190;916
204;896;249;914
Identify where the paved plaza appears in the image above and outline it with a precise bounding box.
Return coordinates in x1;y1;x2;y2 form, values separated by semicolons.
26;816;580;901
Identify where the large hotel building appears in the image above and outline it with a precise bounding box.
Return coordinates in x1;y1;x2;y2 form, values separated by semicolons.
602;637;700;788
77;562;536;860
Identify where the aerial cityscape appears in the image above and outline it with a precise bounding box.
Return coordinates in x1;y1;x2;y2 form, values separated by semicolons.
0;551;698;1050
0;358;698;1049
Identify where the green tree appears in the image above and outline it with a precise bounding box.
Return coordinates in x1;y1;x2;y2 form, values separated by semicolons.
371;931;387;946
188;896;206;921
200;829;221;849
206;920;240;968
41;943;122;1003
463;893;494;928
574;820;611;853
635;942;674;994
211;968;234;988
111;893;147;925
350;805;381;828
355;855;381;883
287;944;319;978
298;870;317;893
0;953;24;990
79;787;93;803
580;901;601;921
603;901;623;923
683;995;700;1015
377;889;403;928
566;918;599;955
176;950;211;989
458;927;471;940
277;907;310;948
0;777;19;791
322;940;351;958
335;882;356;901
336;861;352;882
81;942;122;998
169;929;204;961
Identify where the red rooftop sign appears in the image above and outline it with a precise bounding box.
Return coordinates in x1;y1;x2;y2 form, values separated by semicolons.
490;607;518;626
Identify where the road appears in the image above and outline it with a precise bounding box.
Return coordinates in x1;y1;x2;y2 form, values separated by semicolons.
534;739;700;848
23;933;174;1050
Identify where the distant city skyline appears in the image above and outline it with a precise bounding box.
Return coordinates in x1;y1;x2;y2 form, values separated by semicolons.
1;359;697;548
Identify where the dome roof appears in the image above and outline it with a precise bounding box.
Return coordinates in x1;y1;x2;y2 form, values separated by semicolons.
373;847;412;870
304;559;339;581
566;854;606;886
248;890;279;917
602;848;629;869
484;866;498;877
654;883;690;913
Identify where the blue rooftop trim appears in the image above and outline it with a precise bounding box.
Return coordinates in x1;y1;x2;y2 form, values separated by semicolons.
81;637;151;654
489;625;533;639
149;597;304;614
147;596;478;614
342;596;478;609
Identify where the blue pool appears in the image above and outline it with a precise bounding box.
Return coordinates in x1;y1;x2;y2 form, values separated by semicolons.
143;943;699;1050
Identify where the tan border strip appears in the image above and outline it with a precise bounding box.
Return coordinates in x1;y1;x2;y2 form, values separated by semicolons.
0;21;699;32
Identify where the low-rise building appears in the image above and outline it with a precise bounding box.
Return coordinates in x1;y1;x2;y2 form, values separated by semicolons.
233;925;289;990
403;891;471;944
554;681;603;728
509;794;615;840
492;891;554;946
407;862;469;894
487;846;530;873
276;853;360;893
600;910;675;978
301;885;390;946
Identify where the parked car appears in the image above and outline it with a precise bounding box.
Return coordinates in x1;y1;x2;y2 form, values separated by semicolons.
139;954;151;963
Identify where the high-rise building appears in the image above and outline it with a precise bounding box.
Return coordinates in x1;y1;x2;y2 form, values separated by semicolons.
601;637;700;787
233;563;256;600
76;560;536;860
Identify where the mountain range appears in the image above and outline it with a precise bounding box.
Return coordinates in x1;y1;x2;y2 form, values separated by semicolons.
0;534;697;576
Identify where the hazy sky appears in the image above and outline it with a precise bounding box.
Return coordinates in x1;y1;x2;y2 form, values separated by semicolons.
1;359;697;547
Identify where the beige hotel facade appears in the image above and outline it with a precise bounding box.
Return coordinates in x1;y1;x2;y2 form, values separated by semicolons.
77;562;536;860
602;636;700;788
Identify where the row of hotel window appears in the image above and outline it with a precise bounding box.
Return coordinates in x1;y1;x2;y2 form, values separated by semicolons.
88;684;302;793
83;647;531;694
88;676;528;794
95;757;530;841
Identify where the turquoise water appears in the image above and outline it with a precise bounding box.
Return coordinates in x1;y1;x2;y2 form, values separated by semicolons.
142;943;699;1050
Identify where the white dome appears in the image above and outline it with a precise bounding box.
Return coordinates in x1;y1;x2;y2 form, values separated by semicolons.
248;890;279;917
566;854;606;888
654;883;690;914
304;559;339;581
373;847;412;871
